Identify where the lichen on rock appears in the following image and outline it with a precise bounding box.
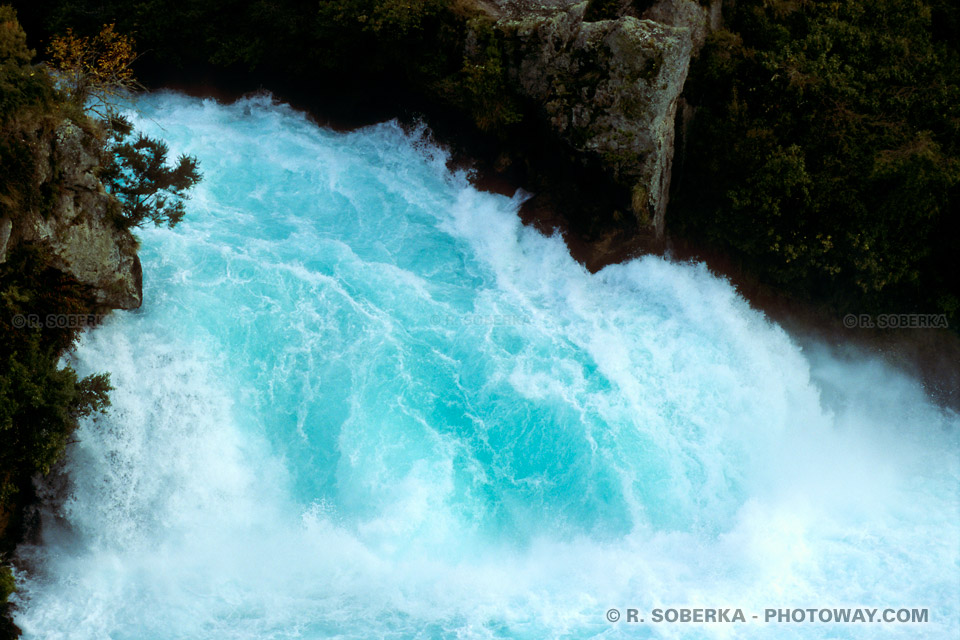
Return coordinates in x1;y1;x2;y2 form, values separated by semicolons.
468;0;718;237
1;121;142;310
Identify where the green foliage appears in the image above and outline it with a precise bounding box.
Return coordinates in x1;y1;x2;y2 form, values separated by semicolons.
4;10;203;233
14;0;503;136
26;0;463;86
0;5;27;61
317;0;447;37
36;19;205;230
0;12;118;567
0;122;56;224
0;244;111;505
311;0;461;81
0;7;58;225
12;0;529;146
438;18;523;136
676;0;960;316
0;563;12;604
0;5;52;123
100;114;201;229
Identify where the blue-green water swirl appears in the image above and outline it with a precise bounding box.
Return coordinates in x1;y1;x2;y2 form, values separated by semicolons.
12;93;959;640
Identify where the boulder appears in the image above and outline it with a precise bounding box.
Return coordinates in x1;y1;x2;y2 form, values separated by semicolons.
471;0;720;236
5;122;142;309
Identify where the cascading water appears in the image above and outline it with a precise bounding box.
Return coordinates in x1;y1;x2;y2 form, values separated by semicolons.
11;93;959;639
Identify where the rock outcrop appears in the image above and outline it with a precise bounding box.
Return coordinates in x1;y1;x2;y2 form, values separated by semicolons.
471;0;719;237
0;122;142;310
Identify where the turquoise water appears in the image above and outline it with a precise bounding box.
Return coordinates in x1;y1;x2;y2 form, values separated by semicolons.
12;93;960;639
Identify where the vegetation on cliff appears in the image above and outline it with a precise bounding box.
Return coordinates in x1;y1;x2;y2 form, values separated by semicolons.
45;22;202;229
0;245;112;514
99;115;202;229
0;6;60;225
675;0;960;318
0;8;109;625
0;9;200;631
13;0;527;135
22;0;958;322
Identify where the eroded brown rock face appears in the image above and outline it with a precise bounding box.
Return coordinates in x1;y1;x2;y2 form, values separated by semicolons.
472;0;719;237
0;122;142;310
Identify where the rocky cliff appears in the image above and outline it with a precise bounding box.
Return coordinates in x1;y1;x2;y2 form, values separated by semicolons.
470;0;720;237
0;121;142;310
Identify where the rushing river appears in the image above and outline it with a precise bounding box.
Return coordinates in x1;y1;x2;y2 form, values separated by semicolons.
12;93;959;639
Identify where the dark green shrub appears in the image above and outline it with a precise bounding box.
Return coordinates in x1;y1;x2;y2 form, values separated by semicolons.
0;564;12;604
0;564;17;605
437;18;523;136
675;0;960;317
0;6;54;124
0;6;59;224
0;244;111;504
100;114;202;229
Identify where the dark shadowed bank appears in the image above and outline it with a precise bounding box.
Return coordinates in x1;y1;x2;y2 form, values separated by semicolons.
11;0;958;318
0;8;201;636
10;0;957;332
1;1;959;636
1;10;122;635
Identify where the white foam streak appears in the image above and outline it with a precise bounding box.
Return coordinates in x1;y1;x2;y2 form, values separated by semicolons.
12;93;958;640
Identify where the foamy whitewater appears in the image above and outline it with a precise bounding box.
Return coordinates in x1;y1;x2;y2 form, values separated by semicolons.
11;93;959;639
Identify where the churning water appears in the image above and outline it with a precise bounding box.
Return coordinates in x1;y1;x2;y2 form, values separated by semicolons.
12;93;960;639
